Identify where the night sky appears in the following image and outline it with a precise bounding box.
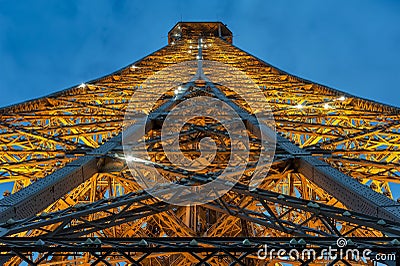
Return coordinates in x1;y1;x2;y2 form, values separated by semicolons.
0;0;399;108
0;1;399;197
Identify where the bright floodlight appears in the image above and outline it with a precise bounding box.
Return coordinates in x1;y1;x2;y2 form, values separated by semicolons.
294;103;304;109
125;155;149;164
174;86;185;96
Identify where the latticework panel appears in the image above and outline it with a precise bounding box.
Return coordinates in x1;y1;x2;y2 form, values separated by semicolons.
0;22;399;265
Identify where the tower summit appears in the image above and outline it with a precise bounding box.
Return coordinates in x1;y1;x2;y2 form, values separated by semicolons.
168;22;233;44
0;22;400;265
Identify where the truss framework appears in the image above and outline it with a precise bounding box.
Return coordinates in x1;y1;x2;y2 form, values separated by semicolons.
1;237;399;266
0;22;400;265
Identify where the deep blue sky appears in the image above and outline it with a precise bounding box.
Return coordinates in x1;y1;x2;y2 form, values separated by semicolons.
0;0;399;108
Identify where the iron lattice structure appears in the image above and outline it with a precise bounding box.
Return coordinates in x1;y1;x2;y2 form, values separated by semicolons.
0;22;400;265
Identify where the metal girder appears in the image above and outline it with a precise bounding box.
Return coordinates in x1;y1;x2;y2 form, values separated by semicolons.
2;176;400;239
0;188;169;237
208;82;400;222
0;154;99;223
298;156;400;221
0;237;398;266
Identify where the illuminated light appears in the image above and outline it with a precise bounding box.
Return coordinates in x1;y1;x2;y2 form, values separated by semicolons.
196;55;202;60
294;103;304;109
78;83;86;88
189;45;192;49
323;103;331;109
188;50;191;53
338;96;346;101
171;41;175;45
130;65;139;70
125;155;150;164
174;86;185;96
200;38;203;43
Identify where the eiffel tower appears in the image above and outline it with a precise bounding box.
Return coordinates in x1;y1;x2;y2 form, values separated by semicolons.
0;22;400;265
